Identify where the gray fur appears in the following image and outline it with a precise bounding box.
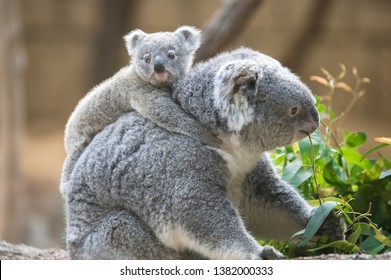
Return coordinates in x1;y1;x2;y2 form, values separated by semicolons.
61;26;219;195
64;47;344;259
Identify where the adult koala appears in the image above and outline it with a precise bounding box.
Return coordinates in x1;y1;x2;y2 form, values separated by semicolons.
64;47;345;259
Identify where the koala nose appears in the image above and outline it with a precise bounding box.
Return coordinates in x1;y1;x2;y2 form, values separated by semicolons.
310;106;320;125
307;106;320;133
153;55;165;73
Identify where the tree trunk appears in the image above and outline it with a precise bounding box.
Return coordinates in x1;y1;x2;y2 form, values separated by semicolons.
0;0;26;243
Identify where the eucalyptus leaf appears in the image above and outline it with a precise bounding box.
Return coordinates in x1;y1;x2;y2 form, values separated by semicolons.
347;228;361;244
370;225;391;247
346;131;367;148
308;240;360;253
298;201;338;246
282;160;312;188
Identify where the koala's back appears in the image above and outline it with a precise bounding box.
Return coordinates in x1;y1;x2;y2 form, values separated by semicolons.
66;112;228;247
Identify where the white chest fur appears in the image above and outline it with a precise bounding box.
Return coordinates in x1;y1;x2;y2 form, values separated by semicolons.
217;134;262;208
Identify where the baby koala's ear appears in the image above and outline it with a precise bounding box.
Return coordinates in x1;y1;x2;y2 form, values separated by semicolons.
175;26;201;53
124;29;147;56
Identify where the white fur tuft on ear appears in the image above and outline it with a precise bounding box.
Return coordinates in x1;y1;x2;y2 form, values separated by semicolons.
175;26;202;53
123;29;147;56
213;60;261;132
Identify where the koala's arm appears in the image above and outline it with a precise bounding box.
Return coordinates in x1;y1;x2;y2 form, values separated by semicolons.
132;89;221;147
64;76;130;153
242;153;345;241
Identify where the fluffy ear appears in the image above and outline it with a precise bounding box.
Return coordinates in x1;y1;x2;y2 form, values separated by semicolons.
213;60;261;132
123;29;147;56
175;26;201;53
216;60;261;101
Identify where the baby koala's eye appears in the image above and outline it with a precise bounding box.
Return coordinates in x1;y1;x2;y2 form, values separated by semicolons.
167;51;176;60
144;54;151;64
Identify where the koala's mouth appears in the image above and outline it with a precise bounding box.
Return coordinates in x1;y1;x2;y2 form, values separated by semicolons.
154;72;170;82
292;130;310;142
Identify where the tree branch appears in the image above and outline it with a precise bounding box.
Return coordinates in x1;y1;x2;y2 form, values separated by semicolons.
282;0;334;71
0;240;69;260
195;0;263;62
1;240;390;260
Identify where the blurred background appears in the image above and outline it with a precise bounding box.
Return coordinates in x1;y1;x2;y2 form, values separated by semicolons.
0;0;390;249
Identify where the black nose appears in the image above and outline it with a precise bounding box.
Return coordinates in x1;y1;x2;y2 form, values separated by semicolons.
308;106;320;133
153;56;165;73
310;106;320;125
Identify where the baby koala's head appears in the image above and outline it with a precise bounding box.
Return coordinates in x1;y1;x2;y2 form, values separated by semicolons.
124;26;201;87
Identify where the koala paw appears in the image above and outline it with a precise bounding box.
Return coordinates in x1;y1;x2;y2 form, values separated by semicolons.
312;208;346;241
202;132;223;148
259;245;286;260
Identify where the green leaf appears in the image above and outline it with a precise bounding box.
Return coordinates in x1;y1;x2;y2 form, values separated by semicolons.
298;130;322;166
353;222;372;236
287;229;305;244
380;169;391;179
282;159;312;188
308;240;360;253
370;224;391;247
350;164;364;178
289;167;313;188
346;131;367;148
341;148;372;170
307;197;346;207
299;137;312;166
360;229;391;253
348;227;361;244
323;160;349;187
360;235;386;254
317;103;326;113
299;201;339;246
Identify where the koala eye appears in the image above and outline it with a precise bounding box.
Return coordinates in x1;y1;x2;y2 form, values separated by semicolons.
289;106;299;117
167;51;176;60
144;54;151;64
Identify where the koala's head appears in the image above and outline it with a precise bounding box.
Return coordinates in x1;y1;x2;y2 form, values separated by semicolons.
213;53;319;151
124;26;201;87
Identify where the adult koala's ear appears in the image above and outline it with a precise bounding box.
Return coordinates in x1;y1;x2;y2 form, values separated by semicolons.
175;26;201;53
124;29;147;56
215;59;261;102
213;59;262;132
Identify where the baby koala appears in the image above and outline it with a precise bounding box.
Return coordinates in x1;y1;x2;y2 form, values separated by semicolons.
61;26;218;195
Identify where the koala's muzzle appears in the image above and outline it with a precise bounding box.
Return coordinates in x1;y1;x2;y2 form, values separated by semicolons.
153;55;165;73
301;106;320;135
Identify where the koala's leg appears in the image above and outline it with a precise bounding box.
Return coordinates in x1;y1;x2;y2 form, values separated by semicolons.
159;185;284;260
60;142;88;196
242;153;345;241
68;210;180;260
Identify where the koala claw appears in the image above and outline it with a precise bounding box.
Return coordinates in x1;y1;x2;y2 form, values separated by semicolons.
259;246;286;260
203;133;223;148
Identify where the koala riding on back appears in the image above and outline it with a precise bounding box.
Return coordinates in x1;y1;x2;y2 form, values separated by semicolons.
60;26;219;195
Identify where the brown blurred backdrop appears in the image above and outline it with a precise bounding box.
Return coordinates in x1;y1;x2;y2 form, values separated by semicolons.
0;0;390;249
